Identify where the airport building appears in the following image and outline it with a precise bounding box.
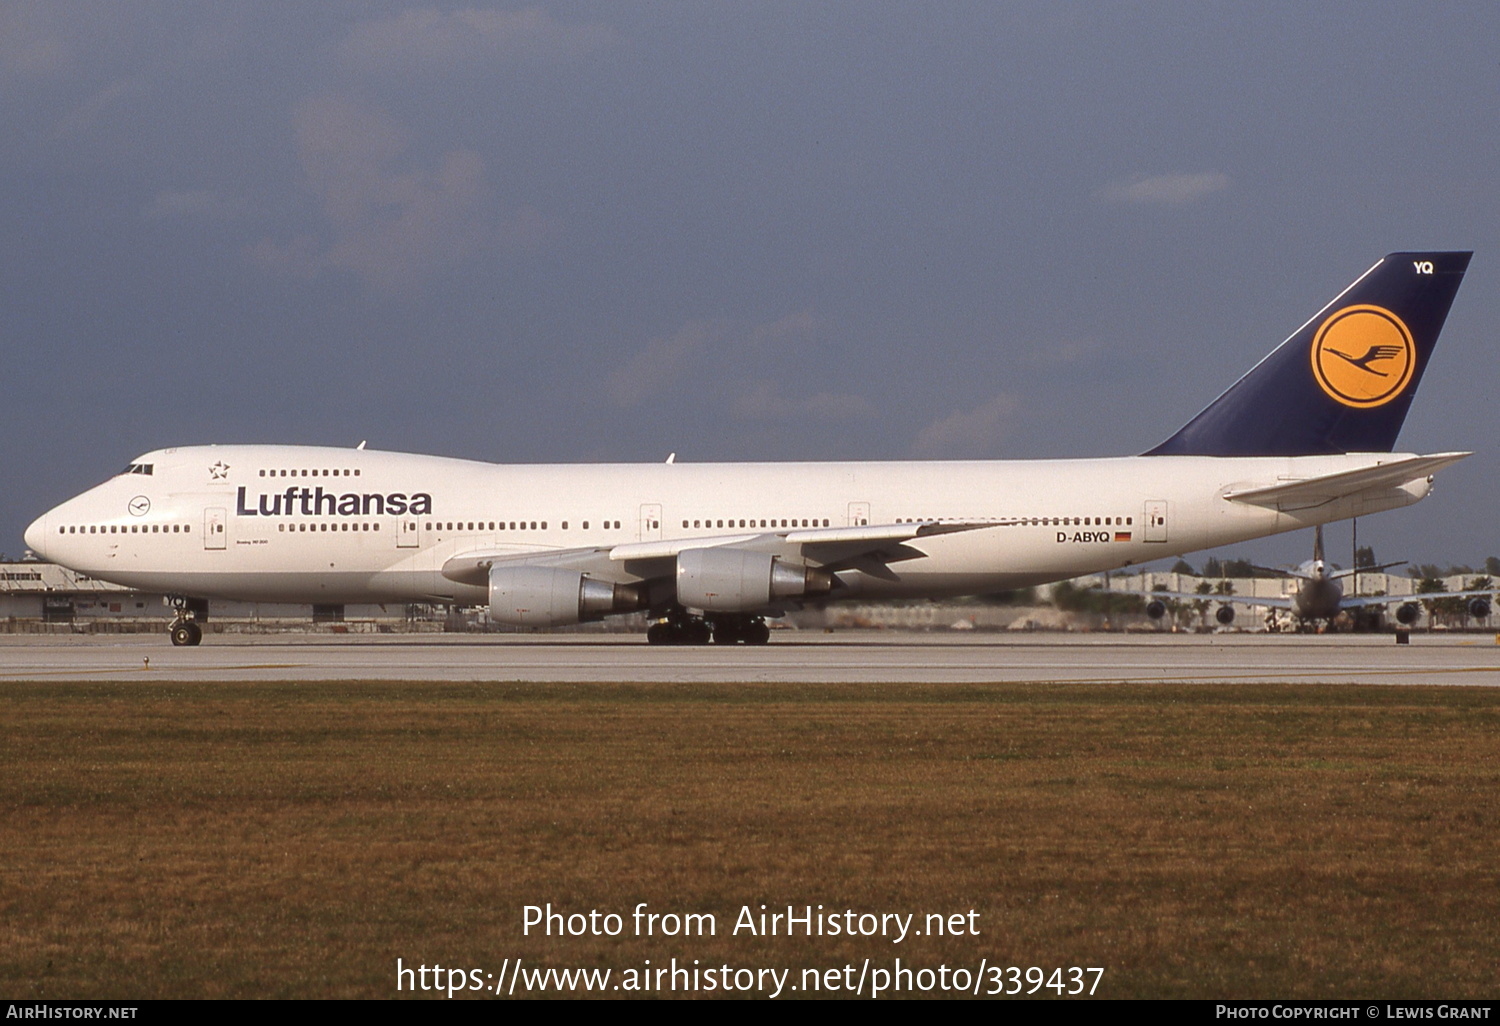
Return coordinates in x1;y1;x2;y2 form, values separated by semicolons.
0;560;431;632
3;560;1489;634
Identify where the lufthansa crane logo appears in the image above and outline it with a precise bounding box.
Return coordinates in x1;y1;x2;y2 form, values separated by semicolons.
1310;304;1416;408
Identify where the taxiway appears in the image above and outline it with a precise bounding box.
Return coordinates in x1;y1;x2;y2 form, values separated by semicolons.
2;632;1498;685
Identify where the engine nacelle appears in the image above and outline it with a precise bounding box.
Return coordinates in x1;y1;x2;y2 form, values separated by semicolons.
1469;597;1492;619
1396;602;1421;626
488;566;642;627
676;548;832;612
1215;604;1235;626
1145;599;1167;620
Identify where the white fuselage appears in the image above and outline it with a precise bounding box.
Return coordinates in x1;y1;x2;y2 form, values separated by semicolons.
1286;561;1344;620
23;444;1433;610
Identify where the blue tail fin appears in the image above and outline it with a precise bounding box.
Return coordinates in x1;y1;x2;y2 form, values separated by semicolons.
1146;251;1471;456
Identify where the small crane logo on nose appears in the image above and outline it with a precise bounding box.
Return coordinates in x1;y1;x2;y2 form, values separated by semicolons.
128;496;151;516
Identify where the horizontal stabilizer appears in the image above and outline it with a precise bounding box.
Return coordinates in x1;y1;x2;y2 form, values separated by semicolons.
1222;453;1469;510
1327;561;1408;581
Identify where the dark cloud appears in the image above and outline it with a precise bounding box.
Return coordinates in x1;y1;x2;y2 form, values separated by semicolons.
3;2;1499;568
339;7;618;70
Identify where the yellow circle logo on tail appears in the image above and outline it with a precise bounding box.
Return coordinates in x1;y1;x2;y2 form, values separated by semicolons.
1310;304;1416;408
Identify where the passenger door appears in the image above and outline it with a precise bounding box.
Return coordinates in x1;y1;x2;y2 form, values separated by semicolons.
204;507;227;550
639;503;663;542
1143;500;1168;543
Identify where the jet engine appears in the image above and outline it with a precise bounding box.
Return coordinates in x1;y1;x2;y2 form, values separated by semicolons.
488;566;643;627
1215;604;1235;626
1468;597;1492;619
1396;602;1421;626
1145;599;1167;620
676;548;832;612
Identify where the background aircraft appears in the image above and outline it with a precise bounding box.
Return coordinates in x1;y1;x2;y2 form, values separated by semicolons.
1129;526;1495;630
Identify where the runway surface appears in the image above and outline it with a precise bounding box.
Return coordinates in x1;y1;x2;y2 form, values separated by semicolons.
3;631;1500;684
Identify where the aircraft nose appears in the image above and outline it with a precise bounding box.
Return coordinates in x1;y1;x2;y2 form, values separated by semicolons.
24;513;48;559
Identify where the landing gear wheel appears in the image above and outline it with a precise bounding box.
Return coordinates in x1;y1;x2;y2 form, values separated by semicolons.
708;616;769;645
169;621;202;647
646;615;713;645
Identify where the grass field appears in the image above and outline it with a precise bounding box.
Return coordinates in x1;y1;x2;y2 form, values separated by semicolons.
2;680;1498;999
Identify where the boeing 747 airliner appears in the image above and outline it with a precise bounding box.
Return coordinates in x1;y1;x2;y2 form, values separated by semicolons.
1122;525;1495;630
24;252;1472;645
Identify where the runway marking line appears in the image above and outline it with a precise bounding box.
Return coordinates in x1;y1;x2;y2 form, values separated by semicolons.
0;663;307;678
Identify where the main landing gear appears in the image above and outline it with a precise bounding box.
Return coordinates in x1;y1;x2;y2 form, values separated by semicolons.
645;613;771;646
167;596;204;646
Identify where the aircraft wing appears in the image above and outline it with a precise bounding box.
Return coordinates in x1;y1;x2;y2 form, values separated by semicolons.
441;520;1004;588
1115;588;1497;614
1112;589;1297;611
1339;589;1498;610
1221;453;1470;511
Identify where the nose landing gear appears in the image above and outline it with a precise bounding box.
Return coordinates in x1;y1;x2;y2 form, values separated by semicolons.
169;620;203;647
167;596;205;646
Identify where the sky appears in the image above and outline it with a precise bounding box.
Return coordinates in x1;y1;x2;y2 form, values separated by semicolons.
3;1;1498;573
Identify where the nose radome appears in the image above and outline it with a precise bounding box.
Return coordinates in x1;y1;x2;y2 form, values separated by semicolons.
24;513;48;559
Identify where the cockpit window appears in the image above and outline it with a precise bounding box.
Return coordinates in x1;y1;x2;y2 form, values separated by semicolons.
119;463;154;476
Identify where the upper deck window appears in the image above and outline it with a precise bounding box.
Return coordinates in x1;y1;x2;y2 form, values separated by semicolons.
119;463;153;476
